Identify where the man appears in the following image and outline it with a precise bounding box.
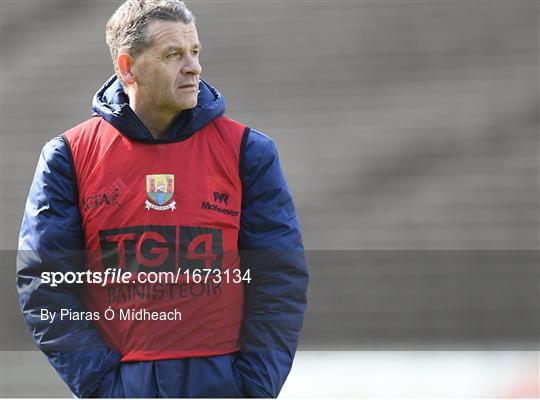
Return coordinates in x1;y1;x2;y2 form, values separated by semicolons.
16;0;308;397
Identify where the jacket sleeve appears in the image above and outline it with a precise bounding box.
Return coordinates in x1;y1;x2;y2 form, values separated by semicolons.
16;136;121;398
236;129;309;398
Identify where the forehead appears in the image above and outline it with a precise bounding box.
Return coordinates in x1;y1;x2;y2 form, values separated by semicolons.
147;20;199;50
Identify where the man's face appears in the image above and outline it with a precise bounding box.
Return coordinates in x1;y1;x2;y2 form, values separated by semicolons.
130;20;202;114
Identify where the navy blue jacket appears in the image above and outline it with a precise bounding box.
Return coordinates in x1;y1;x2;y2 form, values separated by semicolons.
17;76;309;398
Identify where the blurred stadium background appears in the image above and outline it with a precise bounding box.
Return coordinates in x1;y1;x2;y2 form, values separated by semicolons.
1;0;538;397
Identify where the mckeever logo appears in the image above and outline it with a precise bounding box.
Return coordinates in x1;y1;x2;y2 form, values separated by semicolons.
214;192;229;204
202;192;239;217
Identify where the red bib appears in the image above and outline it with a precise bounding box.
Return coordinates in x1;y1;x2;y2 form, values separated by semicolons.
64;116;246;362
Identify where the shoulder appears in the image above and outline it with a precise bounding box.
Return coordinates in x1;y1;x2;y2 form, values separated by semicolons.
238;126;286;197
244;127;275;148
37;118;100;187
39;117;99;171
241;127;279;175
62;116;105;144
40;135;70;168
212;116;275;148
211;117;278;169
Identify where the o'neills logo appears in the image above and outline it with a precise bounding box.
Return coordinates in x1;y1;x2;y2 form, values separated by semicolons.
145;174;176;211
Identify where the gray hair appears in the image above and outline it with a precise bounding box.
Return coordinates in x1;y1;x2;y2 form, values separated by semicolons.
106;0;195;80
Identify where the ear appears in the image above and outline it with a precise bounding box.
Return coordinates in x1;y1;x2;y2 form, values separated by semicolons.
117;53;136;85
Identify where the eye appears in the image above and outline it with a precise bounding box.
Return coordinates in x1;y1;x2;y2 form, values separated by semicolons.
166;52;181;59
192;49;200;56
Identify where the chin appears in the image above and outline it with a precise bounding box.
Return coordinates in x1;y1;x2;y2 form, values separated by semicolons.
182;98;198;110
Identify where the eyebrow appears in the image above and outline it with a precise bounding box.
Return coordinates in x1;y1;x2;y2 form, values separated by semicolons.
162;42;201;53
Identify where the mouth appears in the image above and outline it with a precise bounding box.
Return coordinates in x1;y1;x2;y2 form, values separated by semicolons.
177;83;198;91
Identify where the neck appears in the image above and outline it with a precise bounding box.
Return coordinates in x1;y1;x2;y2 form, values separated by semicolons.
129;95;179;140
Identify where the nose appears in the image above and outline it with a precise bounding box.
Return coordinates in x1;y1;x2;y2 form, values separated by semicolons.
182;54;202;76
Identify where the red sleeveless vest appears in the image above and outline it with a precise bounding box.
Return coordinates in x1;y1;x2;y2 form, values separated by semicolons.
63;116;246;362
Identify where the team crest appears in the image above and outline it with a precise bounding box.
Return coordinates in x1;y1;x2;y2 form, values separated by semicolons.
145;174;176;211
